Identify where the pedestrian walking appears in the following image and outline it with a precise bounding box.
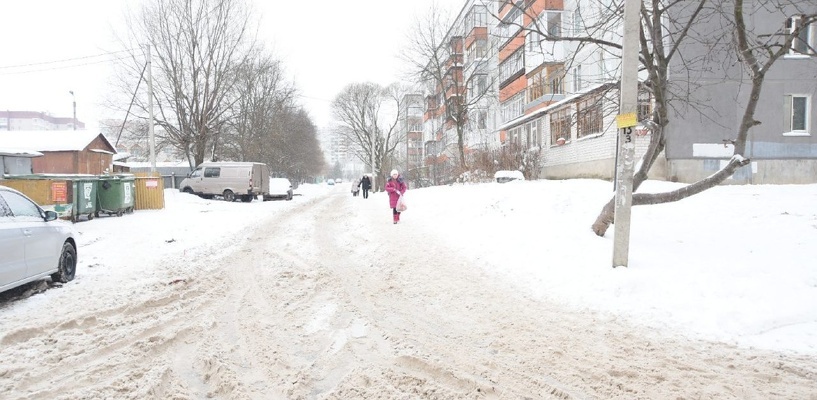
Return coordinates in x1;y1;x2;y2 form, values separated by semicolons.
360;174;372;199
351;179;360;196
385;169;407;224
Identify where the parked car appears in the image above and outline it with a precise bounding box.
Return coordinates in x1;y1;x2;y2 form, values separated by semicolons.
265;178;293;201
0;185;77;294
327;179;335;186
494;170;525;183
179;162;270;202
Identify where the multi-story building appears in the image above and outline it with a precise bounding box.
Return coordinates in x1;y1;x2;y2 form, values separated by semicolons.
421;0;498;184
417;0;816;184
400;93;426;186
0;111;85;131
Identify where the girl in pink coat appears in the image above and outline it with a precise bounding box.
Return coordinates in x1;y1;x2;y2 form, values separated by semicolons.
385;169;408;224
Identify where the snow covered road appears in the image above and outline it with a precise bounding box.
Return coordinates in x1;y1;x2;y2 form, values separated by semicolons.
1;186;815;399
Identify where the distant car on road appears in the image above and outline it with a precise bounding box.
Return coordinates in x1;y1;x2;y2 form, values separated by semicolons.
327;179;335;186
494;170;525;183
0;185;77;294
265;178;293;201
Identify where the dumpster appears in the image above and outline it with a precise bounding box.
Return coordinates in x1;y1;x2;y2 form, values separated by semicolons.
0;174;75;220
96;174;136;217
70;175;99;222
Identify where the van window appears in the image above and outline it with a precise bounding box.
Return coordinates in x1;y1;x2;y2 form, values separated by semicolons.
204;167;221;178
190;169;202;178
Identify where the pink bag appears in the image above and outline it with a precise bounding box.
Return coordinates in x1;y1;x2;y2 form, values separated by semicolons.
396;194;407;212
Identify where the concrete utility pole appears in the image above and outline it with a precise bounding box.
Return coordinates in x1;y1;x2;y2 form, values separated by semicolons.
612;0;642;268
145;44;157;172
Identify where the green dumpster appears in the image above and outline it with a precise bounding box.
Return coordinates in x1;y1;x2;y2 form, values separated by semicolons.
96;174;136;217
69;175;99;222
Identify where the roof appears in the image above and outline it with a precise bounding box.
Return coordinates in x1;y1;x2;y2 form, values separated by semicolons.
0;130;117;153
497;82;618;131
0;148;43;157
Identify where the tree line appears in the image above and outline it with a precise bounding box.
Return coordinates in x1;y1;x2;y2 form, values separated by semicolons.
108;0;324;183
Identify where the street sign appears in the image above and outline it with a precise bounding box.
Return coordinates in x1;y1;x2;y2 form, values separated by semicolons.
616;113;638;129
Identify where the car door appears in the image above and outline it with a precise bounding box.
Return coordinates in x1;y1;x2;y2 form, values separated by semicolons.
1;190;60;277
203;167;221;194
0;191;28;288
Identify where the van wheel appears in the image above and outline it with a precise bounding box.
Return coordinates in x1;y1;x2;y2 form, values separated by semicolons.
51;242;77;283
223;190;235;202
182;187;194;194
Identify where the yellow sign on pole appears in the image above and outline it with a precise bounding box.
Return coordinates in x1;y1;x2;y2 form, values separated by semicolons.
616;113;638;129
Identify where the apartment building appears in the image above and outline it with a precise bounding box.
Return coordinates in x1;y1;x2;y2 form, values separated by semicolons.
0;110;85;131
421;0;498;184
418;0;816;184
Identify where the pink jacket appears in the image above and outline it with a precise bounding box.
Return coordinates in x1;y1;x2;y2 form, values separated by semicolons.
385;177;407;208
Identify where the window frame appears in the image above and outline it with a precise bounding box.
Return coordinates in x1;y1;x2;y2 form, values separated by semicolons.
550;107;572;145
783;94;811;136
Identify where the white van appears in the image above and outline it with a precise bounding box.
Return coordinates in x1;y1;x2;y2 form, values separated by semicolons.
179;162;270;202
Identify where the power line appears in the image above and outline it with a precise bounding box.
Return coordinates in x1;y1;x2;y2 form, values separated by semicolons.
0;49;136;70
0;54;134;76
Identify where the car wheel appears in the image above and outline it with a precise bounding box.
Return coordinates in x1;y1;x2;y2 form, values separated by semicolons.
182;187;194;194
286;193;293;201
223;190;235;202
51;242;77;283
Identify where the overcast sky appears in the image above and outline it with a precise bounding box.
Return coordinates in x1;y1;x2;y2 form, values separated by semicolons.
0;0;463;134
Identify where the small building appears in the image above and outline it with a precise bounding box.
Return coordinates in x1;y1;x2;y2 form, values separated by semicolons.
0;149;43;177
0;131;117;175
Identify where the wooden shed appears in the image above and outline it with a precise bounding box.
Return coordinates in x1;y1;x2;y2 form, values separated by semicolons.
0;131;117;175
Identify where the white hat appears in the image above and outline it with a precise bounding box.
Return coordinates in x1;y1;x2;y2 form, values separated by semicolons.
390;169;399;176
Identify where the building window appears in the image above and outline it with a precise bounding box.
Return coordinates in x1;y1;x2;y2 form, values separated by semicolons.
576;94;603;138
528;64;565;101
466;38;488;64
787;16;815;56
573;64;583;92
637;90;653;122
784;94;810;133
527;29;541;52
501;93;525;123
573;5;582;35
550;107;571;145
468;74;487;100
526;120;541;148
465;5;487;34
499;48;524;85
547;12;562;37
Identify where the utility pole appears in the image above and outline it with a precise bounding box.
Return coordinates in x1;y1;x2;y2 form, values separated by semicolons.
69;90;76;130
145;44;157;173
612;0;641;268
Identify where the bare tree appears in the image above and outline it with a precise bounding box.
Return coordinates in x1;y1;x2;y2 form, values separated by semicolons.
115;0;257;167
221;50;296;163
497;0;817;236
404;2;497;171
331;82;408;190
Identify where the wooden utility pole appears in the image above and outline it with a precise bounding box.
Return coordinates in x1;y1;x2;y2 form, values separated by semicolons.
612;0;641;268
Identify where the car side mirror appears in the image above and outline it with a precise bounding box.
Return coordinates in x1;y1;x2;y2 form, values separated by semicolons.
44;210;58;221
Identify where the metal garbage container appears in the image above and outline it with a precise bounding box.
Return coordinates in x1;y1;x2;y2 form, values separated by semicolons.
69;175;99;222
96;174;136;217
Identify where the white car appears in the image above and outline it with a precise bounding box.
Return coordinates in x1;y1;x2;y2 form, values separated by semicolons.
0;185;77;293
265;178;293;201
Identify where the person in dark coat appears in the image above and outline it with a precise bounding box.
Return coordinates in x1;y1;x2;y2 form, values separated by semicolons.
359;174;372;199
385;169;407;224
